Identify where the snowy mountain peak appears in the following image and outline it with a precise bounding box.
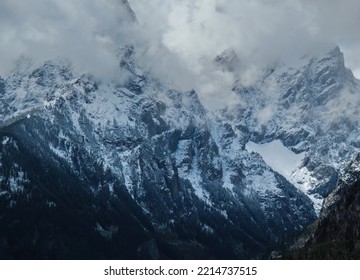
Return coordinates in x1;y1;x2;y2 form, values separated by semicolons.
310;46;353;86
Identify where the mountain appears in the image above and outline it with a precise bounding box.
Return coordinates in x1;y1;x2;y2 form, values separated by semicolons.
239;47;360;207
285;154;360;259
1;44;359;259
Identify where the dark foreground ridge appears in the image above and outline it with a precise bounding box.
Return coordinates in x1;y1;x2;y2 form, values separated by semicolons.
285;154;360;259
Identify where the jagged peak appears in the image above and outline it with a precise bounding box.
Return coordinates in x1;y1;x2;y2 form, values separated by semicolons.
120;0;138;22
327;46;341;57
265;45;354;91
8;56;72;79
36;58;72;72
215;48;241;72
309;46;357;87
28;58;74;84
312;46;345;67
9;55;34;76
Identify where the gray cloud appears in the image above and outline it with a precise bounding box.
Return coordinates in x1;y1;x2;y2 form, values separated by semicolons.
1;0;360;107
132;0;360;68
132;0;360;108
0;0;135;79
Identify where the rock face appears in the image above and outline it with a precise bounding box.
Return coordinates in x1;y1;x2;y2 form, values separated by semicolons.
0;45;359;259
285;154;360;259
316;154;360;244
230;47;360;203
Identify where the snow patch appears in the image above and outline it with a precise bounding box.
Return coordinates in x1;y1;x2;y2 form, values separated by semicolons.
49;144;69;161
246;139;323;214
2;137;10;145
246;140;305;181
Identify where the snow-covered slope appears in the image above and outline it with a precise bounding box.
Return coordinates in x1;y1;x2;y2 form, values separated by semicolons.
246;140;305;180
0;45;359;259
225;46;360;205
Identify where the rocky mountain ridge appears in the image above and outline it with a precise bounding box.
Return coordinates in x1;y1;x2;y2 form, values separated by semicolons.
0;45;359;259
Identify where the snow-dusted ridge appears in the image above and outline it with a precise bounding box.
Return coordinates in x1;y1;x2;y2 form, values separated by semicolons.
0;46;359;258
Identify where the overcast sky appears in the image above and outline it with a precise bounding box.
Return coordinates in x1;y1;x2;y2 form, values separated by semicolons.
131;0;360;75
1;0;360;105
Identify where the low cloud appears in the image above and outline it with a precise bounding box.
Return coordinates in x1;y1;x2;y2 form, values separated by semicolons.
1;0;359;107
131;0;360;107
0;0;134;80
